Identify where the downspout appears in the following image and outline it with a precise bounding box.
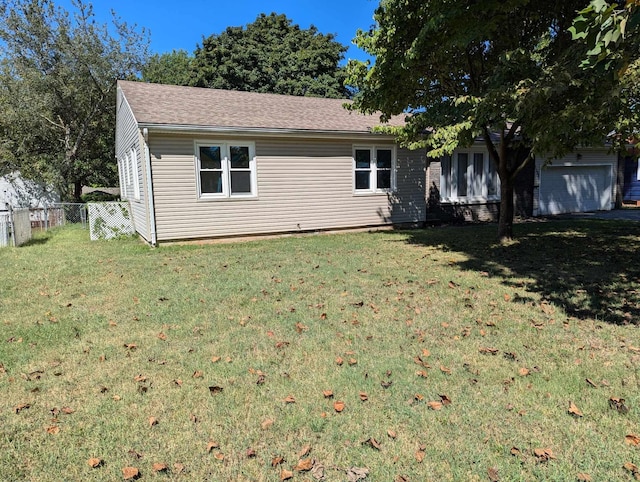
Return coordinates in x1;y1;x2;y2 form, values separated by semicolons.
142;128;158;247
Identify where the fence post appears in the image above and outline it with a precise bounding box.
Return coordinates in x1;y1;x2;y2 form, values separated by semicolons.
8;205;15;247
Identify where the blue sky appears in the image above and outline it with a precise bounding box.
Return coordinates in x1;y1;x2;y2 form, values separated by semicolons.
57;0;380;63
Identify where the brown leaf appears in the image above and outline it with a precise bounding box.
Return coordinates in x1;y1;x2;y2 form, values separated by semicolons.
61;406;74;414
626;434;640;446
213;453;224;461
323;389;334;398
487;466;500;481
295;322;307;333
510;447;521;456
427;401;443;410
211;356;221;363
568;401;583;417
122;467;140;480
124;343;137;350
334;400;345;412
284;395;296;404
14;403;31;414
577;473;592;481
348;358;358;366
624;462;639;475
206;441;220;452
335;356;344;366
359;392;368;401
192;370;203;378
294;458;314;471
152;463;168;472
415;450;425;462
173;379;183;387
518;367;530;377
275;341;290;349
297;444;312;458
246;448;257;458
585;378;597;388
261;418;274;429
416;370;428;378
439;394;452;406
148;416;158;427
387;430;397;439
133;374;147;382
364;438;381;450
347;467;370;481
173;463;185;474
320;313;327;320
609;396;629;413
46;425;60;434
533;448;556;461
479;347;499;355
440;365;451;374
381;380;393;389
280;469;294;480
157;332;167;341
272;456;285;467
208;385;223;395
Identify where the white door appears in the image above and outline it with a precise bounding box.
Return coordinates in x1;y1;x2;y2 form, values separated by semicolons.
538;165;612;215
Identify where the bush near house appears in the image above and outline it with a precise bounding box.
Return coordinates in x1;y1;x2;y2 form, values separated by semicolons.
1;222;640;481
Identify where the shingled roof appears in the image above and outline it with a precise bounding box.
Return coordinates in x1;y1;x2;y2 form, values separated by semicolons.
118;80;404;134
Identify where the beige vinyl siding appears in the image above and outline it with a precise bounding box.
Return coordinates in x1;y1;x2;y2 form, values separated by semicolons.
115;90;150;241
149;135;425;242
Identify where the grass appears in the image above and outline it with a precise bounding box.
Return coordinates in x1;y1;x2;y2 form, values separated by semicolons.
1;221;640;481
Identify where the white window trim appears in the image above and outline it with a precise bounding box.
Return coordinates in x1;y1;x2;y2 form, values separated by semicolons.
440;150;500;203
195;140;257;200
353;145;397;194
636;158;640;182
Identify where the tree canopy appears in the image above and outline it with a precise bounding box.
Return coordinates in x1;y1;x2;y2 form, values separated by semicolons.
142;49;195;86
190;13;350;98
347;0;635;240
0;0;149;201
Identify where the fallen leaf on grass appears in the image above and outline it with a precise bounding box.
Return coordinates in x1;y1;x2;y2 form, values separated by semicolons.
192;370;203;378
415;450;425;462
148;416;158;427
510;447;521;456
295;322;307;333
585;378;597;388
609;396;629;413
246;448;257;458
359;392;368;401
280;469;294;480
427;401;442;410
294;458;314;471
568;401;583;417
335;356;344;366
334;400;345;412
173;463;185;474
416;370;428;378
518;367;530;377
311;463;325;480
14;403;31;413
211;356;221;363
133;374;147;382
381;380;393;389
61;406;74;414
323;390;334;398
261;418;274;429
440;365;451;374
626;434;640;445
577;473;592;481
46;425;60;434
284;395;296;404
387;430;397;439
208;386;223;396
348;358;357;366
122;467;140;480
363;438;381;450
624;462;640;479
487;466;500;481
479;347;499;355
123;343;137;350
533;448;556;462
298;444;312;458
346;466;369;481
213;453;224;461
152;463;168;472
206;441;220;452
157;332;167;341
440;394;452;406
87;458;103;468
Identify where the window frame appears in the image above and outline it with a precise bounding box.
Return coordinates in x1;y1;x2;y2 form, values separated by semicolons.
195;141;257;200
440;150;500;203
353;145;396;194
131;147;141;201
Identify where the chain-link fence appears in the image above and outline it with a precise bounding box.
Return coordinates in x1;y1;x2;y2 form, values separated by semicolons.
30;203;87;230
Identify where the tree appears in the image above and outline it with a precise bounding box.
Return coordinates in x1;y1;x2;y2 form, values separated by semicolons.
192;13;350;98
0;0;149;201
142;49;195;86
347;0;629;240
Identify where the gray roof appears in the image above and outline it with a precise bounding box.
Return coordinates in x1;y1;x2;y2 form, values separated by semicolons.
118;80;404;134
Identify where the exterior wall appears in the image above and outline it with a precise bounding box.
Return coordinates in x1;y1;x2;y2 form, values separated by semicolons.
116;90;150;241
148;134;426;242
623;156;640;202
533;148;618;215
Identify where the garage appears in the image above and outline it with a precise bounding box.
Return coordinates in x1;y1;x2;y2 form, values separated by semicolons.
537;164;613;215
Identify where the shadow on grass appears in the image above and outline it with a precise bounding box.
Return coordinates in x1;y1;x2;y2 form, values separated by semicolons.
21;232;53;247
398;219;640;325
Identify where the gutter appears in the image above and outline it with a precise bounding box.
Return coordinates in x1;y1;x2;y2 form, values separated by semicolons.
142;127;158;247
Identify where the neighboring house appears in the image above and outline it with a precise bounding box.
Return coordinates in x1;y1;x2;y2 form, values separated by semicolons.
0;172;59;211
622;151;640;205
116;80;427;245
426;143;618;222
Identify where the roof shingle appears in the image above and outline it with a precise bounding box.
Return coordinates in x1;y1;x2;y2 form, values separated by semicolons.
118;80;404;133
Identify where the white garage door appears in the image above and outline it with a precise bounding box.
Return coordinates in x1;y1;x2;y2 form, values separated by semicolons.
538;165;612;215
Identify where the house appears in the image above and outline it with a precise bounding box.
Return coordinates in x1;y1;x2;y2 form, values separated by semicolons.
426;143;618;222
115;81;427;245
0;172;59;211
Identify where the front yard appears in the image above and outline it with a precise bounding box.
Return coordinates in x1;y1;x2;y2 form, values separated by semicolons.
1;221;640;481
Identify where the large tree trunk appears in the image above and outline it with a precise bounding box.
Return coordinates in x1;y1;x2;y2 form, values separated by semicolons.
73;180;83;202
498;179;515;241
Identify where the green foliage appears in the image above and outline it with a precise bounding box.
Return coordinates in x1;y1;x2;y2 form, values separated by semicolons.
141;49;194;86
0;0;149;201
191;13;350;98
347;0;633;239
81;191;119;203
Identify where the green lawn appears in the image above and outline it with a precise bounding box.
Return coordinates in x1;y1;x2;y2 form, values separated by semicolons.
1;221;640;481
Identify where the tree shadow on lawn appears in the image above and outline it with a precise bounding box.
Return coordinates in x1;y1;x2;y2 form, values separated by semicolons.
399;219;640;325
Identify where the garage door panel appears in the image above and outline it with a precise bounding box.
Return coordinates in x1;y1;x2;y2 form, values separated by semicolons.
538;166;612;215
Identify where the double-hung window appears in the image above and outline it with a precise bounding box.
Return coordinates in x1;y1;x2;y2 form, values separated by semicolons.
440;151;499;202
196;142;256;199
354;146;395;193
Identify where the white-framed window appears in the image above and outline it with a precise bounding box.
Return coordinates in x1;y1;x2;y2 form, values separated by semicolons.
636;159;640;181
195;141;256;199
353;146;395;193
440;151;499;202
